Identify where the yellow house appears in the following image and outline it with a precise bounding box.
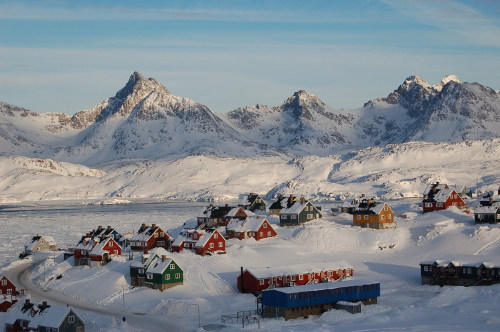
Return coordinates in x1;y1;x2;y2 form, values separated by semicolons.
352;201;395;229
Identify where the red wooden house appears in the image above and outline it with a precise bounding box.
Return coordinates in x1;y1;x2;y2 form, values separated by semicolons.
226;216;278;241
194;229;225;255
237;260;353;294
171;229;226;255
0;275;16;298
422;182;466;213
74;236;122;267
129;223;171;252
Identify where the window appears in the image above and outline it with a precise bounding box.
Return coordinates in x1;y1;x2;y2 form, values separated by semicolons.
280;215;286;219
193;233;198;239
109;242;113;246
328;271;333;276
263;223;267;228
170;264;175;269
160;232;165;237
437;203;443;207
291;276;296;281
166;274;171;280
157;241;165;246
6;289;12;294
1;280;6;286
147;273;153;279
210;243;214;248
381;215;385;220
364;215;368;220
291;215;297;219
267;231;272;236
425;203;433;207
357;215;361;220
259;279;264;285
384;206;388;211
388;214;392;219
214;233;218;239
138;269;144;274
114;250;118;255
219;242;223;247
68;316;75;323
307;214;313;219
154;233;159;238
424;266;429;272
467;268;472;274
259;232;263;237
299;274;304;280
175;273;180;279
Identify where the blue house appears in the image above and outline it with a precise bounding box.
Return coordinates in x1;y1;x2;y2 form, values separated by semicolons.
261;279;380;320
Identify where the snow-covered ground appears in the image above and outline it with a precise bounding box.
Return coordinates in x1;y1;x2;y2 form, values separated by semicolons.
1;198;500;331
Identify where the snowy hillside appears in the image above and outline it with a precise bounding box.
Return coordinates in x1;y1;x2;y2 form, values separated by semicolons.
0;139;499;203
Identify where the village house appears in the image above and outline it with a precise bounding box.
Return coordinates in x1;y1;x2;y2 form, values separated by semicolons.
261;279;380;321
130;248;183;291
279;196;322;226
351;200;395;229
420;254;500;286
5;299;85;332
422;182;467;213
197;204;250;227
73;236;122;267
474;200;500;224
171;228;226;255
225;216;278;241
269;194;297;215
238;193;266;212
129;223;171;252
0;275;17;298
237;260;353;295
23;235;57;255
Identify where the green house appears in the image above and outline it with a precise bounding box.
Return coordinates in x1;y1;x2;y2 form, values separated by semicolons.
144;256;184;291
279;196;322;226
130;249;168;287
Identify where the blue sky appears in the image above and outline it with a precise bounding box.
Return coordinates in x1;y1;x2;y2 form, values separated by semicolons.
1;0;499;115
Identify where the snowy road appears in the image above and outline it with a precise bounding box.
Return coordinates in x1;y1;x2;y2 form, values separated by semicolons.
5;259;187;332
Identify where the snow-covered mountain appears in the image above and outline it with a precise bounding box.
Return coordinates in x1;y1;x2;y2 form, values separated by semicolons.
0;72;499;201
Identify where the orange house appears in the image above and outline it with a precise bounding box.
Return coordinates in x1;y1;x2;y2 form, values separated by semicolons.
352;201;395;229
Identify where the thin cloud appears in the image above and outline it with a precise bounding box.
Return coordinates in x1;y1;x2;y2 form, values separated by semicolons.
380;0;500;47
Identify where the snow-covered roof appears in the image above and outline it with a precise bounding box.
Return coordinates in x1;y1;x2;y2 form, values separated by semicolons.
475;202;500;214
130;224;163;241
280;199;315;215
263;279;378;294
5;301;82;329
420;253;500;268
246;260;353;279
24;235;56;251
227;217;270;232
147;256;175;274
90;237;118;256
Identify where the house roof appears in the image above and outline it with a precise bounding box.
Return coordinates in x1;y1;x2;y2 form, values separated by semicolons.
239;193;262;207
199;205;235;219
269;196;295;210
130;247;170;268
130;224;164;241
262;279;378;294
90;237;120;256
194;229;223;248
420;253;500;268
475;202;500;213
6;301;82;329
226;217;271;232
245;260;353;279
279;198;317;215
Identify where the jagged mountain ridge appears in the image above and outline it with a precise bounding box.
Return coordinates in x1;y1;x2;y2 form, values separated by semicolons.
0;72;499;164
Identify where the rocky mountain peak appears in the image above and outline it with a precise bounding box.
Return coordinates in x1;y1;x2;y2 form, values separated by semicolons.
433;75;461;92
281;90;325;120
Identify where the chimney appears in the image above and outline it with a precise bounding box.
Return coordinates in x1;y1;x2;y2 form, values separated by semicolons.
210;203;214;207
490;198;494;204
301;196;306;204
143;248;149;254
361;193;366;197
225;203;229;207
86;233;90;238
98;226;103;230
152;224;156;230
107;226;111;230
279;194;283;200
288;194;294;205
162;255;167;262
25;299;30;304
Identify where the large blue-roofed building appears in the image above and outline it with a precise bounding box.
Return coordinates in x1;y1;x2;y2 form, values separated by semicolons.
261;279;380;320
